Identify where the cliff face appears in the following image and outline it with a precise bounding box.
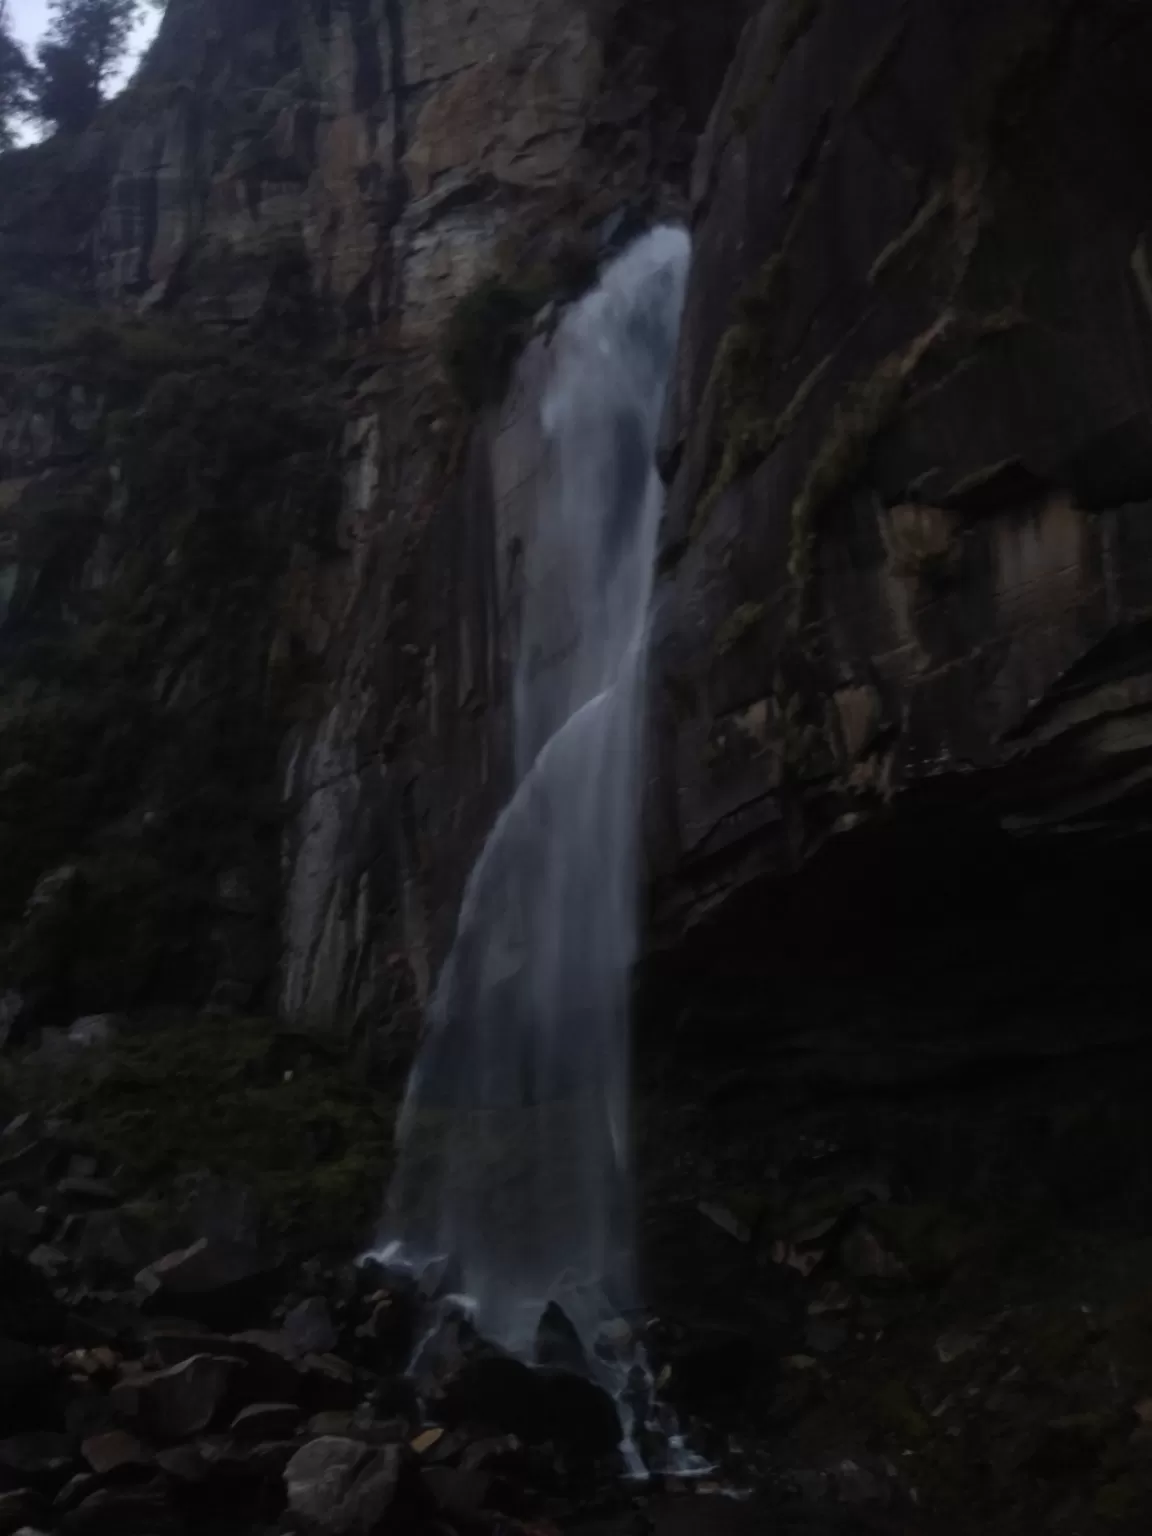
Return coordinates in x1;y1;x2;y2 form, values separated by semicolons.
8;2;1152;1528
0;0;748;1039
5;0;1152;1029
4;0;1152;1023
650;0;1152;946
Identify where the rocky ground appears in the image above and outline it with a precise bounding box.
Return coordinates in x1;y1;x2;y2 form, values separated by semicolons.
7;923;1152;1536
0;1015;813;1536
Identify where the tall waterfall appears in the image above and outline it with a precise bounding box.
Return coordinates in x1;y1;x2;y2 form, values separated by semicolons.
381;228;691;1387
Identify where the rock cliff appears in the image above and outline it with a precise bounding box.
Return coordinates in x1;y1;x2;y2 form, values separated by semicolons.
6;1;1152;1527
0;0;749;1038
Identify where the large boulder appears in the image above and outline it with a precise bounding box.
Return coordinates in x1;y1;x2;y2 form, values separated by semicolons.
135;1238;278;1328
283;1438;403;1535
0;1339;59;1436
109;1354;242;1442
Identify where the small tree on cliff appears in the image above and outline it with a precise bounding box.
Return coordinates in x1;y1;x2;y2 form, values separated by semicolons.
0;1;34;150
32;0;140;134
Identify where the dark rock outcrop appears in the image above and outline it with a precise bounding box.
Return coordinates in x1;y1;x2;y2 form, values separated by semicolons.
650;0;1152;941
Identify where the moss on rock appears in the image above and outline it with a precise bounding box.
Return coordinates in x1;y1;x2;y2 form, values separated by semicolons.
0;1014;396;1248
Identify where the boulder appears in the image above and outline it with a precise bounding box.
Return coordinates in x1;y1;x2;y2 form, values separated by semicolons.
0;1254;67;1344
0;1341;58;1436
420;1465;491;1518
27;1245;69;1279
59;1481;180;1534
0;1433;75;1492
56;1179;119;1208
230;1402;302;1440
0;1488;47;1536
297;1354;358;1412
197;1436;297;1484
284;1438;403;1534
0;1195;41;1255
109;1354;242;1441
135;1238;276;1328
154;1445;207;1484
53;1473;99;1515
283;1437;371;1526
80;1431;153;1477
440;1355;621;1455
284;1298;338;1358
148;1329;300;1404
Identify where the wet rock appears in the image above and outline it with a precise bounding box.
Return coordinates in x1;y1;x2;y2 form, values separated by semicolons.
0;1195;42;1255
62;1382;129;1447
135;1238;276;1327
27;1246;68;1280
109;1353;241;1441
0;995;24;1054
297;1354;358;1412
534;1303;589;1374
197;1435;297;1483
80;1432;152;1477
935;1330;982;1365
284;1436;370;1516
0;1341;58;1435
230;1403;302;1439
535;1368;622;1455
440;1355;620;1455
0;1489;47;1536
840;1227;907;1283
0;1255;67;1344
59;1481;179;1534
0;1143;56;1194
154;1445;206;1484
307;1412;358;1438
421;1465;491;1518
148;1330;299;1403
0;1434;75;1492
284;1438;406;1534
285;1299;338;1358
804;1320;848;1356
53;1473;99;1514
460;1434;522;1472
69;1216;139;1277
55;1180;118;1208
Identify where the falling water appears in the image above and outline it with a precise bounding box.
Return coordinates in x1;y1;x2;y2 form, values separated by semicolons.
378;228;691;1446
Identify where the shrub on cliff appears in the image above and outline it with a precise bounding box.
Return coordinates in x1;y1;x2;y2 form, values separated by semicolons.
0;1;33;150
32;0;142;135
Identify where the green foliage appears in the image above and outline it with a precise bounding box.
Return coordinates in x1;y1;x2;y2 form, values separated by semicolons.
32;0;141;135
0;312;343;1015
440;277;548;411
0;1;34;151
1;1015;397;1245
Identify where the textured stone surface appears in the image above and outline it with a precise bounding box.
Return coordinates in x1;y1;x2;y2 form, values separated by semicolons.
648;0;1152;943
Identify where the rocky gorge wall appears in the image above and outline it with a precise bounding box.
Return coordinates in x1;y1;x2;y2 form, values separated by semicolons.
4;0;1152;1530
5;0;1148;1041
0;0;750;1040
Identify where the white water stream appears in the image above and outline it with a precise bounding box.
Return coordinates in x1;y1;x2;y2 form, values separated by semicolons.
376;228;692;1468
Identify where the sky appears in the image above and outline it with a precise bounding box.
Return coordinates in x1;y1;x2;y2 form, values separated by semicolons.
9;0;162;90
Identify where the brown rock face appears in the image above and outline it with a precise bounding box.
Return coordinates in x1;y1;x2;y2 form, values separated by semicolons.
0;0;751;1039
650;0;1152;940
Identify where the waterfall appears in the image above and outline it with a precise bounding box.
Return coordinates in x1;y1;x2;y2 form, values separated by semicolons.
378;227;691;1424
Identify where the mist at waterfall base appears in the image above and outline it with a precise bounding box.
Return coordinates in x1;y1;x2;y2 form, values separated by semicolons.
371;228;693;1474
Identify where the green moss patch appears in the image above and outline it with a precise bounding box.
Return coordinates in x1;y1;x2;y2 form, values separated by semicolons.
0;1015;396;1248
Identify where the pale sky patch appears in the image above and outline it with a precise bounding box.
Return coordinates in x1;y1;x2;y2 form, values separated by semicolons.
9;0;162;93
